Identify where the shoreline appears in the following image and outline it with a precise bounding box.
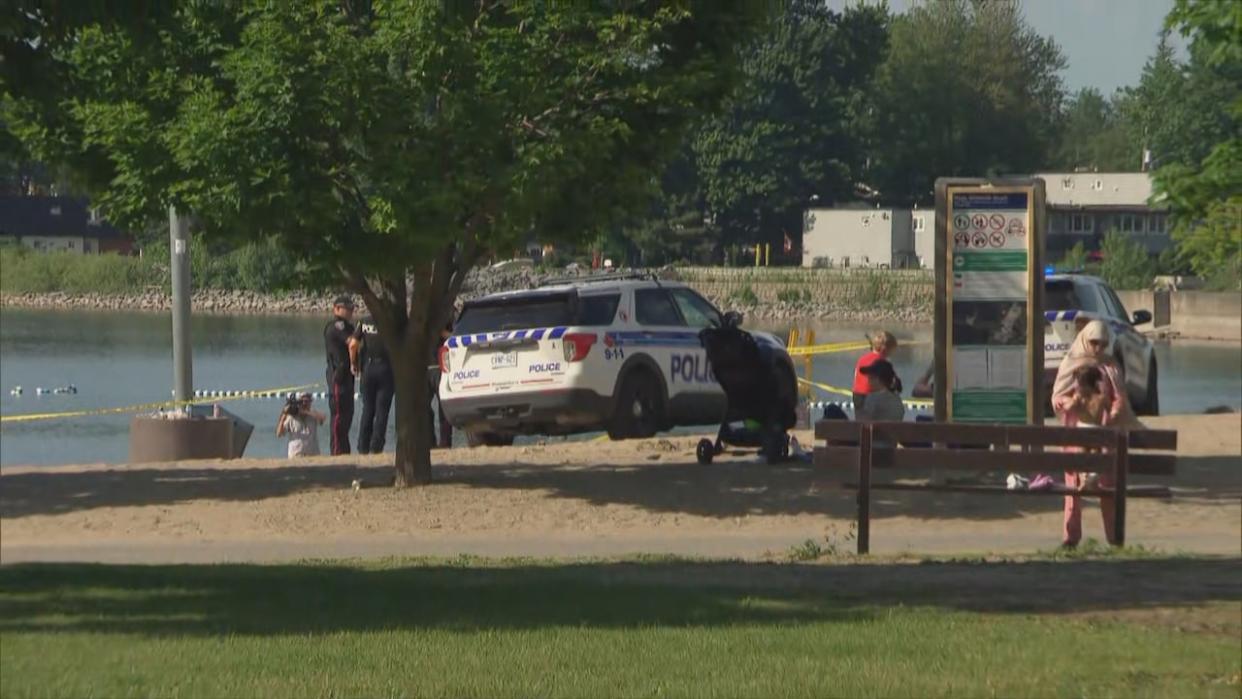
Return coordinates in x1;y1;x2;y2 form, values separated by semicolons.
3;291;1238;341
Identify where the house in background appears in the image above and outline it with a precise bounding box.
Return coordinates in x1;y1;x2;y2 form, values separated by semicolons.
801;207;919;269
1034;172;1170;259
0;196;133;254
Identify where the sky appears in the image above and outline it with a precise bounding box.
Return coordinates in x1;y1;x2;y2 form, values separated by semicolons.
826;0;1183;95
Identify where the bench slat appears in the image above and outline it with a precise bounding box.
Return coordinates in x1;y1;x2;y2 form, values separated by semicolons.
814;446;1114;472
1129;453;1177;475
1129;430;1177;450
849;482;1172;498
815;421;862;441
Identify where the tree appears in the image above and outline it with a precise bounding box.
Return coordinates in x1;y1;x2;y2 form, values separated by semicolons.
3;2;760;485
1100;231;1155;290
692;0;889;253
868;0;1066;205
1153;0;1241;281
1050;88;1138;172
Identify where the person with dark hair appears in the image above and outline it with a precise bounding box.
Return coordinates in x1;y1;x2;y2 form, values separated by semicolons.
323;295;356;455
857;359;905;424
349;314;394;454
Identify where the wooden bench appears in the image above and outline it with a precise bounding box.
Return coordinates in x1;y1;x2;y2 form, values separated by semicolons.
813;421;1178;554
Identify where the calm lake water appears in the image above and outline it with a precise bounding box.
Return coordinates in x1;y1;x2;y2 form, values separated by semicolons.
1;308;1239;467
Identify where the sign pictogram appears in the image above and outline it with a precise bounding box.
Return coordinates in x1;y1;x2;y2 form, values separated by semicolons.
971;214;987;231
989;231;1006;248
989;214;1005;230
1007;218;1025;236
953;213;970;231
971;232;988;248
954;232;970;248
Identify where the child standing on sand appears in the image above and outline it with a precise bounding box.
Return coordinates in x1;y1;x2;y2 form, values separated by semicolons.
852;330;898;413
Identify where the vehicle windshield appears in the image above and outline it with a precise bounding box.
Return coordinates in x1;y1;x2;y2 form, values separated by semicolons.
1044;279;1103;314
455;292;619;333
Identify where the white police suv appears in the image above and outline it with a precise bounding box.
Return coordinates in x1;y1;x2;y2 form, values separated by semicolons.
1044;274;1159;414
438;274;792;446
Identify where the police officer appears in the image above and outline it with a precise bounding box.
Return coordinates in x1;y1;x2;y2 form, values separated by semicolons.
324;295;356;455
349;314;394;454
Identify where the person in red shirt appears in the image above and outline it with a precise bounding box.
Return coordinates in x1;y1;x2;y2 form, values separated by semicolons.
852;330;897;413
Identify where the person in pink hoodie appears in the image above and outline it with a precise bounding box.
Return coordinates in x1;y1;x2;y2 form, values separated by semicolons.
1050;320;1140;547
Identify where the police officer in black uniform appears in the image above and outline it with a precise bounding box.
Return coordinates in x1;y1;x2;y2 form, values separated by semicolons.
349;314;394;454
323;295;356;455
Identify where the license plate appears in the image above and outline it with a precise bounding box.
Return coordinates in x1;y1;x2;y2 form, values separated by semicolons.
491;352;518;369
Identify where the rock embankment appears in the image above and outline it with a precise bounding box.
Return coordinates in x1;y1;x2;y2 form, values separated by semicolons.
0;266;932;322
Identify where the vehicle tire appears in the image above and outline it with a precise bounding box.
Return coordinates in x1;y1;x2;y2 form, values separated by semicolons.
466;430;514;448
608;372;663;441
696;438;715;465
1139;359;1159;416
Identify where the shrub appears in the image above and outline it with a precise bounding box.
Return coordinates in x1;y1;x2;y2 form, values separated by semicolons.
1099;231;1155;290
728;284;758;306
1059;242;1088;271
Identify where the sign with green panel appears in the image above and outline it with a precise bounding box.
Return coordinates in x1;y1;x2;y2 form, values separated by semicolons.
934;180;1046;425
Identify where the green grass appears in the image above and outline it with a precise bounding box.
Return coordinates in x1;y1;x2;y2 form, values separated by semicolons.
1;557;1238;698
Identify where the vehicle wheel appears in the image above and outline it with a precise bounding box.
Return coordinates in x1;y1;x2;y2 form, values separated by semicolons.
608;372;663;440
466;430;514;448
1139;359;1159;416
696;438;715;465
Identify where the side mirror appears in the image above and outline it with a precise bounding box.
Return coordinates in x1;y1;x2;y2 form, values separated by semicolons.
1132;309;1153;325
722;310;744;328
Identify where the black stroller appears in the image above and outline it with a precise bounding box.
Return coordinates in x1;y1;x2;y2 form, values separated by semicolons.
696;312;799;465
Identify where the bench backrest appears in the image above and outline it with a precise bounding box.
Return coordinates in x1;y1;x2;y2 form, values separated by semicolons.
813;421;1178;475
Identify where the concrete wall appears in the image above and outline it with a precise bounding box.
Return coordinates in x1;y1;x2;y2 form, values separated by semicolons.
1116;289;1241;341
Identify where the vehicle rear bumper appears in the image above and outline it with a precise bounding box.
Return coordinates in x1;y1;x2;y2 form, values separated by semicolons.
440;388;612;435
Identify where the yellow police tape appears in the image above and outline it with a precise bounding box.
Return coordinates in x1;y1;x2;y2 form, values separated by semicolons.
797;377;933;407
785;339;928;357
0;382;320;425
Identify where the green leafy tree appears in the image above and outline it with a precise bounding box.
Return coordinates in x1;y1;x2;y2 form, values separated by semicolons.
1051;87;1139;172
3;2;759;485
868;0;1066;204
1154;0;1241;281
692;0;889;253
1100;231;1155;290
1059;241;1088;271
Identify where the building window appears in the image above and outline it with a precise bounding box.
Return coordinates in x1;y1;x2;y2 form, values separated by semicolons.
1150;215;1166;235
913;216;926;232
1118;214;1145;234
1092;179;1103;191
1069;214;1093;233
1061;177;1074;190
67;241;75;250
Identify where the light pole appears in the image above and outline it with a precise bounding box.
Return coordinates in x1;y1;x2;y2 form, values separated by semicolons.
169;205;192;406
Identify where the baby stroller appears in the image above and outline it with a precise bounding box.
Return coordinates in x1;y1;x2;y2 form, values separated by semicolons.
696;312;799;465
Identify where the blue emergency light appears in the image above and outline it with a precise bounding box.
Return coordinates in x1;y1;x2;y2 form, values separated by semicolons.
1044;265;1055;276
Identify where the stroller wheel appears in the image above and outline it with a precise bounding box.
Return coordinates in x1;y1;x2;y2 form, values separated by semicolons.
696;439;715;465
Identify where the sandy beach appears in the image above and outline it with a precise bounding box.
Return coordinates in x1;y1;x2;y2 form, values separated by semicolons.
1;414;1238;564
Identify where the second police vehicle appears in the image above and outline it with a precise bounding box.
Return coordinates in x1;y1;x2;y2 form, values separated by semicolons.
1044;273;1159;414
438;274;798;446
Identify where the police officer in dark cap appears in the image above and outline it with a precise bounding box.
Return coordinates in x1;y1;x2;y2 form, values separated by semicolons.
323;294;356;455
349;312;394;454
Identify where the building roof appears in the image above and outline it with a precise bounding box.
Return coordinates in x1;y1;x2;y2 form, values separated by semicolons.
0;195;126;239
1035;172;1164;209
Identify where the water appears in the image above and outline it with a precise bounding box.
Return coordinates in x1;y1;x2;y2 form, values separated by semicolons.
2;309;1239;467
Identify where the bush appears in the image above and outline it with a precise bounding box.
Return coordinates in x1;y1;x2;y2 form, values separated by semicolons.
776;287;811;304
728;284;759;306
1099;231;1155;290
0;246;164;294
1059;242;1088;271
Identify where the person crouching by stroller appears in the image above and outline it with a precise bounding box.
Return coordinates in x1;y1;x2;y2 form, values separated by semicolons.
276;392;326;458
852;331;898;413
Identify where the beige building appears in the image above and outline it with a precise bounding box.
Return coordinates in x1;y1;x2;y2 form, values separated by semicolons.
1035;172;1170;257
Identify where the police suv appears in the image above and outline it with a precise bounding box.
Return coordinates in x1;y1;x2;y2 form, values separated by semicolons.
438;274;793;446
1044;273;1159;414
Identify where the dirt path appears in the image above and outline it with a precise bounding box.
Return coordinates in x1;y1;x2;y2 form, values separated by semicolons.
2;415;1239;564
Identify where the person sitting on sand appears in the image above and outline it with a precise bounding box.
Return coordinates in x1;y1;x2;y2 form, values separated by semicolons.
276;392;326;458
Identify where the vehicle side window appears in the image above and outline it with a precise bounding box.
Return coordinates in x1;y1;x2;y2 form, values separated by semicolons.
634;289;684;326
669;288;721;328
576;294;621;326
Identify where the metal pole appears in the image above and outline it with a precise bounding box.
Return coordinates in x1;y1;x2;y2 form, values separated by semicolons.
169;205;193;406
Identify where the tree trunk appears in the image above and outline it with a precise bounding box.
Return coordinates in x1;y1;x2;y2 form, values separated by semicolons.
390;348;434;486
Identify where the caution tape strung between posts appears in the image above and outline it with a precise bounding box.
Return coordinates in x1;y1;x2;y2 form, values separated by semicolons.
784;339;928;357
797;377;933;407
0;382;319;425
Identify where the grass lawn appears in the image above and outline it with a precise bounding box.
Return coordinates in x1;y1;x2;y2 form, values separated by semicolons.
1;555;1239;698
